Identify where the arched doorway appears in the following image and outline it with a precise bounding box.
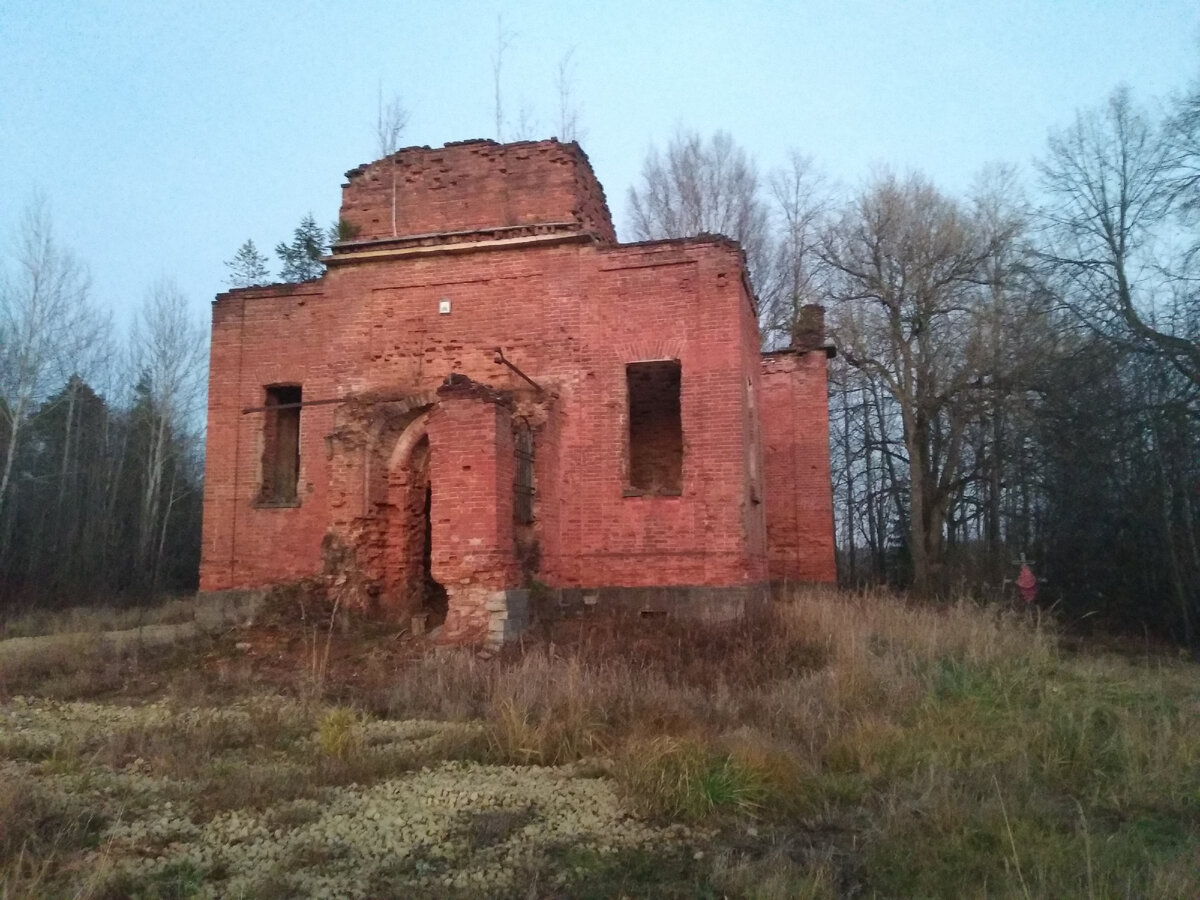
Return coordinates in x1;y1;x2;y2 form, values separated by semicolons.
383;415;447;625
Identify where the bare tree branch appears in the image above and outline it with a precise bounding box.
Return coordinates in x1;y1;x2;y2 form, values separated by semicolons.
375;86;410;158
627;129;771;290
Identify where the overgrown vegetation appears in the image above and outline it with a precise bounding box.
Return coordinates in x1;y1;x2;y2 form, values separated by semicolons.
1;587;1197;897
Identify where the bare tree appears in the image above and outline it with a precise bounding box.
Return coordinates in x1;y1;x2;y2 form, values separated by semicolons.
760;150;831;347
375;86;410;158
965;165;1044;557
822;172;1015;595
1038;87;1199;381
0;198;108;528
627;129;771;288
555;48;584;143
1038;83;1200;643
373;87;410;236
128;279;207;590
492;16;514;141
1166;73;1200;219
511;101;539;141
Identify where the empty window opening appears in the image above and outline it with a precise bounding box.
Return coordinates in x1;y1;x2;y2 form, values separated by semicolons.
514;422;535;524
261;385;301;504
627;360;682;494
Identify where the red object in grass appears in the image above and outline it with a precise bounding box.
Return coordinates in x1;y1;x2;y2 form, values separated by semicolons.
1016;564;1038;604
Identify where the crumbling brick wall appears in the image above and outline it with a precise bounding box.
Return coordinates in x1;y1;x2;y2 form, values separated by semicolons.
201;283;334;591
199;139;836;634
339;139;616;245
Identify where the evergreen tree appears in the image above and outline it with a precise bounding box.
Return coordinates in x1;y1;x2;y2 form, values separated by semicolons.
224;239;271;288
328;218;358;247
18;376;115;598
275;214;328;283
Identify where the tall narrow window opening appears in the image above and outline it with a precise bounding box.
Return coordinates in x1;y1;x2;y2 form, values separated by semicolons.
627;360;682;494
513;421;535;524
261;385;301;504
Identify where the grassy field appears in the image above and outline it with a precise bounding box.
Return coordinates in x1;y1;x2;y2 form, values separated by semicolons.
0;588;1197;898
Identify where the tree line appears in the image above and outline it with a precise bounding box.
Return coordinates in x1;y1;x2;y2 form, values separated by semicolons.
0;201;207;606
0;199;349;610
628;79;1199;643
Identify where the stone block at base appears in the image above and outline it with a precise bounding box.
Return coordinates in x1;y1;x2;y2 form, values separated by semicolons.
441;587;531;647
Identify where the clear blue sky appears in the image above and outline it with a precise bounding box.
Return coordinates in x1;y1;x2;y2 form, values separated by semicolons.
2;0;1197;333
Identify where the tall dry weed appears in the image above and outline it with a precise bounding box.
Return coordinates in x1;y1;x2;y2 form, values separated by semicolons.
385;649;491;720
0;633;132;699
0;774;109;896
382;588;1062;778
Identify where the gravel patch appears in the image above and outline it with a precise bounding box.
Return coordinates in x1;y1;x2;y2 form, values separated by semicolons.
1;696;705;897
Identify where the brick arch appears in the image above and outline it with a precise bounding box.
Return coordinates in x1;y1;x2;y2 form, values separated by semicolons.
376;409;442;618
386;408;433;475
352;405;434;512
613;337;684;364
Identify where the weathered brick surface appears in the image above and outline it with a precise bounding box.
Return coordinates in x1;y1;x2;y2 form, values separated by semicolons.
200;139;836;636
428;379;518;642
340;139;616;246
760;350;837;582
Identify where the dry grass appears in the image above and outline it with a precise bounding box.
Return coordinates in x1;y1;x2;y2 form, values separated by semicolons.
0;597;195;640
379;587;1200;896
1;585;1197;897
90;698;313;775
380;587;1058;774
710;840;837;900
0;773;110;898
315;706;364;761
0;634;135;699
0;617;208;701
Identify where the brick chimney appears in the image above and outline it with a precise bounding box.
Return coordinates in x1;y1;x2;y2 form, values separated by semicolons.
790;304;825;352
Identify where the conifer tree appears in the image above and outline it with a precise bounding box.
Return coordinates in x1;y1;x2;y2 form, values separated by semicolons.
224;239;271;288
275;214;328;283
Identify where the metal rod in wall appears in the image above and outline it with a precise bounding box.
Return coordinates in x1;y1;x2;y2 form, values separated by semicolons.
492;347;544;393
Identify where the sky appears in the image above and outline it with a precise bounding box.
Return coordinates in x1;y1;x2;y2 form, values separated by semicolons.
2;0;1198;336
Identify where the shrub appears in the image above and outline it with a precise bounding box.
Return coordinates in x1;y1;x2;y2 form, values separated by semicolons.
615;736;769;821
316;707;364;761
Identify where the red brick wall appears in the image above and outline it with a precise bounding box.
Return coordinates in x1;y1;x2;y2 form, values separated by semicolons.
201;236;774;594
760;351;837;582
740;270;769;571
200;283;335;592
556;241;768;588
427;385;519;641
340;140;616;244
428;385;518;590
200;142;834;606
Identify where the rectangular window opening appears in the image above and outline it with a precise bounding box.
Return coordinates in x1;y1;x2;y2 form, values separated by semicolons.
627;360;682;495
261;384;301;504
514;422;535;525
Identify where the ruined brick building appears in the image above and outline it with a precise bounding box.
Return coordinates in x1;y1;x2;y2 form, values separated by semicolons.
200;139;835;643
